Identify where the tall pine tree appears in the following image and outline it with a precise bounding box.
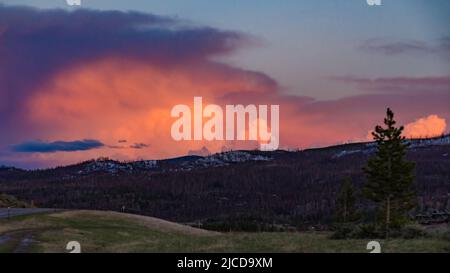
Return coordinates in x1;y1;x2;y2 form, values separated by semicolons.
363;108;415;238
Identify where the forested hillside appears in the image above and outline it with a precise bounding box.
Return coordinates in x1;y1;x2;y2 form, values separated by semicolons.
0;136;449;230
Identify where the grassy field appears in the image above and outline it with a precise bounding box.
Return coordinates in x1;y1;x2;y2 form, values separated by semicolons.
0;210;448;253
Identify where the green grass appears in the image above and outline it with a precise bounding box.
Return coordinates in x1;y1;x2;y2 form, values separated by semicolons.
0;210;448;253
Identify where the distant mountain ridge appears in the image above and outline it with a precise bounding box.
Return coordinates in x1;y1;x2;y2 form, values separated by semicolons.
2;134;449;174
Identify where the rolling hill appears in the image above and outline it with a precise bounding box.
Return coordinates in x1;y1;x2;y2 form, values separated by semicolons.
0;210;448;253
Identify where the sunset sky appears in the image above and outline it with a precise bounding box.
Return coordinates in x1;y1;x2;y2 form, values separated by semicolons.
0;0;449;168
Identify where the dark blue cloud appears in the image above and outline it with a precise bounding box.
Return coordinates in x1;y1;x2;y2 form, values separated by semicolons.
360;38;432;55
129;143;149;149
12;139;104;153
360;37;450;56
333;76;450;94
0;4;245;91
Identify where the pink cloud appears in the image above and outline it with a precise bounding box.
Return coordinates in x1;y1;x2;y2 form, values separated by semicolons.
404;115;447;138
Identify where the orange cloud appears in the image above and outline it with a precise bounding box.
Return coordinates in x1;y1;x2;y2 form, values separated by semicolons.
404;115;447;138
24;57;275;165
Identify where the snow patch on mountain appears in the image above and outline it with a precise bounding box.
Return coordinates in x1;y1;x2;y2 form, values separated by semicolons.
333;135;450;158
180;151;272;170
77;159;158;174
407;135;450;148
